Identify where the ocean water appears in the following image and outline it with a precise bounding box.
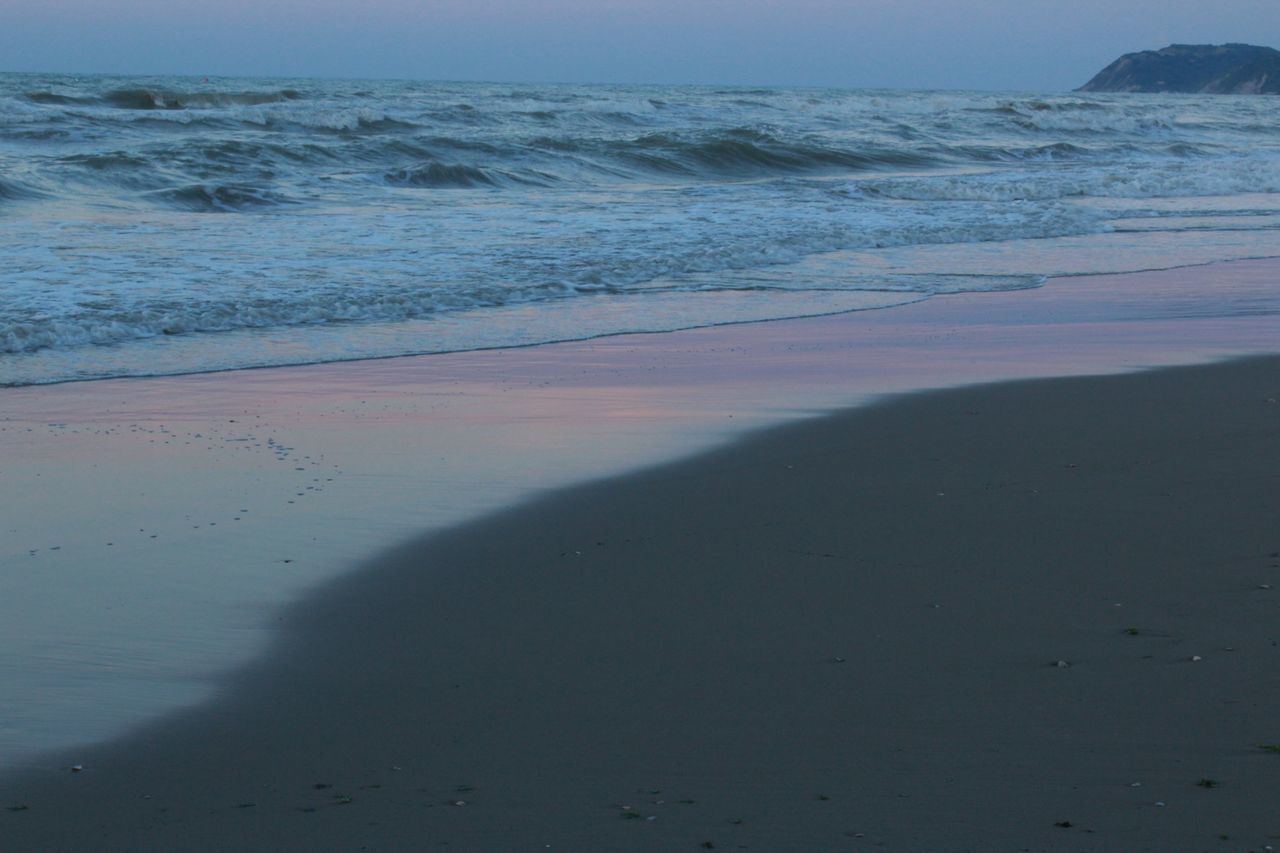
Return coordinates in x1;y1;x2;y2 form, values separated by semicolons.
3;74;1280;386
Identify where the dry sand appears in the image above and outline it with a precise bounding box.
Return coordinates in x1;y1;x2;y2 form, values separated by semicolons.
3;355;1278;851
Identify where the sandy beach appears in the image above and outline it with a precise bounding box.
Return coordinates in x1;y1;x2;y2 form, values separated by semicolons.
4;259;1278;768
3;345;1279;850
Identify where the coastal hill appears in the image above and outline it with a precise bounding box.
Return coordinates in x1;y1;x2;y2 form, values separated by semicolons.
1078;43;1280;93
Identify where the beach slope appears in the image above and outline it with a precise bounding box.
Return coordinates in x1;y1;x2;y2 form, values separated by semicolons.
3;357;1279;851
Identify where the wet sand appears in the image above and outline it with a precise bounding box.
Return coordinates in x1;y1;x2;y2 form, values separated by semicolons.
3;354;1278;851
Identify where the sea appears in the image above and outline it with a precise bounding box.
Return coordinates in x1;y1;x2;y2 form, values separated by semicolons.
4;73;1280;387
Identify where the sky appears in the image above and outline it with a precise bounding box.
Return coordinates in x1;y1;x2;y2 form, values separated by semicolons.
2;0;1279;91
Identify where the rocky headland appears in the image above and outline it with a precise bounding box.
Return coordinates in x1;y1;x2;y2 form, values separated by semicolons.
1079;43;1280;93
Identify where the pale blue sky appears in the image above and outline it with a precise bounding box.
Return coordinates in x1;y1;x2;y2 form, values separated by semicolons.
2;0;1278;90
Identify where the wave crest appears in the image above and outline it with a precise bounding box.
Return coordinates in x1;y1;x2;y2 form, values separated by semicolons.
645;128;941;175
144;183;293;211
534;128;942;179
107;88;303;110
24;88;305;110
385;162;498;188
0;177;43;201
23;91;96;106
385;160;558;189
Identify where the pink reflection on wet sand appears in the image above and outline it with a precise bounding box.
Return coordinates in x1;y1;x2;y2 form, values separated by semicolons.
1;258;1278;764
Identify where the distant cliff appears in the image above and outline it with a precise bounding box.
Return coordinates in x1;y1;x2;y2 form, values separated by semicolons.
1078;43;1280;94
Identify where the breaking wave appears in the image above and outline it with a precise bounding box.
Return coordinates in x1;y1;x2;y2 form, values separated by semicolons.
385;161;497;187
532;129;944;178
0;176;41;201
145;183;294;211
25;87;304;110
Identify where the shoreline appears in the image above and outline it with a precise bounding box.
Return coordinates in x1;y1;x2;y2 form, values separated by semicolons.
3;354;1278;850
6;254;1279;393
3;258;1280;770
